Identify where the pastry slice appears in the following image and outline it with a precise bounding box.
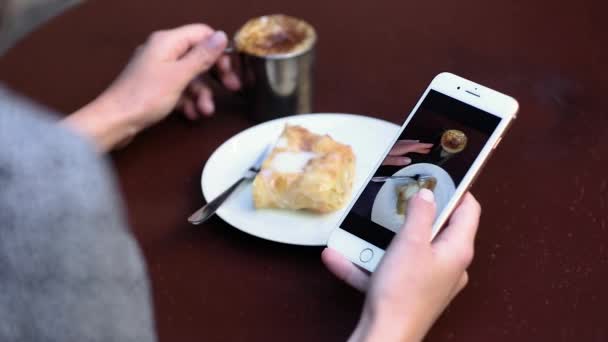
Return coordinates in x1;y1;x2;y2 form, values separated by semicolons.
252;125;356;213
396;182;420;215
418;176;437;193
396;176;438;215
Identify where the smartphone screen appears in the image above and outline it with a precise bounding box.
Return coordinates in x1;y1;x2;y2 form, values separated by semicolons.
339;90;501;250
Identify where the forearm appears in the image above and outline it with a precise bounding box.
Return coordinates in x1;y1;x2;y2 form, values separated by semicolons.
63;93;138;152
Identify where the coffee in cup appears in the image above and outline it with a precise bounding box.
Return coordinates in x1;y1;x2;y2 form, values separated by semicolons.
231;14;317;121
235;14;316;57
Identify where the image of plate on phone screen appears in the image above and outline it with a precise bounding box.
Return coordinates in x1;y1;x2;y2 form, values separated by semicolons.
371;163;456;232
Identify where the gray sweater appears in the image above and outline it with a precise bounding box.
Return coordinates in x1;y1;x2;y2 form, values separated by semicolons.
0;87;156;341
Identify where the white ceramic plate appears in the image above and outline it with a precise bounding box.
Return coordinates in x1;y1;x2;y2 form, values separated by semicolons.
201;113;399;246
371;163;456;232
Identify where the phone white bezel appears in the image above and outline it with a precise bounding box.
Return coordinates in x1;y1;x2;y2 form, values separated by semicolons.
328;72;519;272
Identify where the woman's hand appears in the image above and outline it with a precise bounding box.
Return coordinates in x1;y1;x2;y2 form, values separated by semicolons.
382;140;434;166
64;24;240;151
323;190;481;341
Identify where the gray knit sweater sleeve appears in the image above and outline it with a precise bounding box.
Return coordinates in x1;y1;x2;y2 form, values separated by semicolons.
0;87;156;342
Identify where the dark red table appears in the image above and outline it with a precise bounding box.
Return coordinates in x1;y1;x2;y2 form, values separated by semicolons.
2;0;607;340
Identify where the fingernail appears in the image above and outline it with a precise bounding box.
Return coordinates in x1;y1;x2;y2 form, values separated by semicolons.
203;101;215;115
204;31;227;49
418;188;435;203
402;157;412;164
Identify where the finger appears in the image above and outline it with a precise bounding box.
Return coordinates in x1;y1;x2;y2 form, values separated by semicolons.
218;54;231;71
434;193;481;248
217;55;242;90
321;248;370;292
180;30;228;76
382;156;411;166
197;85;215;116
398;141;434;148
148;24;215;60
181;97;199;120
222;72;242;91
433;193;480;268
411;146;434;154
188;79;206;96
392;140;433;150
389;142;435;156
187;80;215;115
393;189;436;245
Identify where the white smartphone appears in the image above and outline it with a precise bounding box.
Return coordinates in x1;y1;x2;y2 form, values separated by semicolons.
327;72;519;272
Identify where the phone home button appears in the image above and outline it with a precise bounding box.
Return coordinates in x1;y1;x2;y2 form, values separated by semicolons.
360;248;374;263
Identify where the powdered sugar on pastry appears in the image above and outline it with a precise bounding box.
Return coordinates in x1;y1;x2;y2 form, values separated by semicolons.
269;151;317;174
252;125;356;213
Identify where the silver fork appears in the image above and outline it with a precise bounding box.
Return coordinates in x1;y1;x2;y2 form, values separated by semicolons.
370;174;432;183
188;145;270;225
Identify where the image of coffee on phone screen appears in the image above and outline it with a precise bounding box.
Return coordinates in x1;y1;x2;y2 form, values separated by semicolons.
328;73;518;272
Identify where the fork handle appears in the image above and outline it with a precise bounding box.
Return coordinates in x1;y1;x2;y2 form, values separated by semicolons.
188;177;249;225
371;175;420;182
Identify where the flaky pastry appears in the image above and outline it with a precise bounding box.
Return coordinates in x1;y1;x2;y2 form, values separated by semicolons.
252;125;356;213
396;177;437;215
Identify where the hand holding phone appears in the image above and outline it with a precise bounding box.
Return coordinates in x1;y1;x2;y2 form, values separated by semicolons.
323;191;481;341
328;72;518;272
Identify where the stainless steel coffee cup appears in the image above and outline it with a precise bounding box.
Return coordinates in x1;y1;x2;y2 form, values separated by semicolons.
231;15;316;122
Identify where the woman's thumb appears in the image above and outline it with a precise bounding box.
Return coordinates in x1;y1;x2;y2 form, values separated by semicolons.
398;189;437;243
180;31;227;76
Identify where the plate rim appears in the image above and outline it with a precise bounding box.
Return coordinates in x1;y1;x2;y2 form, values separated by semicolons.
201;112;400;246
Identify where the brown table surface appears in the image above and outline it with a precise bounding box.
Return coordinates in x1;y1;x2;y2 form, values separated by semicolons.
2;0;608;340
